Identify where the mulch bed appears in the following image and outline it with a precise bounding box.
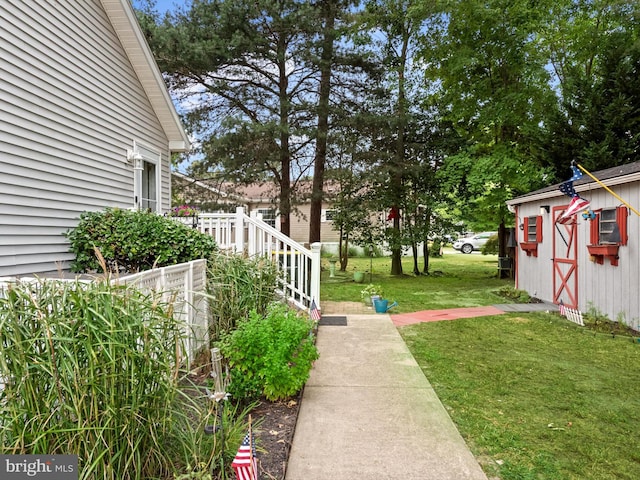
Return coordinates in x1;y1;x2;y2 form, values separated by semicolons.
252;397;301;480
184;365;301;480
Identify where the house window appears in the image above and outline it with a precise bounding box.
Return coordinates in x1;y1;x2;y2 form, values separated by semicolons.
141;161;157;211
257;208;277;228
321;209;335;222
590;207;628;246
133;143;161;213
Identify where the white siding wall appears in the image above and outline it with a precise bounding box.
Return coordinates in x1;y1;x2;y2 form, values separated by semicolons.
0;0;172;276
515;183;640;329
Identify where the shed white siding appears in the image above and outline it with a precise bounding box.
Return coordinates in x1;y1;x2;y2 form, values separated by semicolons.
513;179;640;330
0;0;180;276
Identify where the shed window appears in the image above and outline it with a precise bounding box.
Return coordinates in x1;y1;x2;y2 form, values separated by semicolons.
524;215;543;243
590;206;628;246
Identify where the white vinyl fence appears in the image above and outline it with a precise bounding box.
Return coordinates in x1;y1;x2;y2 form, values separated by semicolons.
0;259;209;364
115;259;209;362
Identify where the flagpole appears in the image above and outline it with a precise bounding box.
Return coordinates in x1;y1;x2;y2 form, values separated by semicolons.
576;163;640;217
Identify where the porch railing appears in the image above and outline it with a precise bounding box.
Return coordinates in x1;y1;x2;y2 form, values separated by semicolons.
195;207;321;311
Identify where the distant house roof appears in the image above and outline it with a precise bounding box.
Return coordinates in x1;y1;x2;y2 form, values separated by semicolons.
507;161;640;205
101;0;190;152
173;171;232;197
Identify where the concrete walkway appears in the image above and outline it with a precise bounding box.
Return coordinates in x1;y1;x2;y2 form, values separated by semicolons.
285;314;488;480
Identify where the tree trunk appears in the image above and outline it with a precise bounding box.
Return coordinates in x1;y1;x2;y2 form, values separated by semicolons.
423;240;430;274
339;232;349;271
278;34;291;237
309;0;336;244
390;24;410;276
498;220;508;278
411;242;420;275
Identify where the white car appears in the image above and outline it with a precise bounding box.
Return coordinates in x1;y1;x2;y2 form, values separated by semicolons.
452;232;497;254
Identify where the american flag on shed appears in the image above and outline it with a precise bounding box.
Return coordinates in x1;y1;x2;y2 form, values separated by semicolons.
559;164;583;198
309;299;321;321
232;430;258;480
559;300;566;316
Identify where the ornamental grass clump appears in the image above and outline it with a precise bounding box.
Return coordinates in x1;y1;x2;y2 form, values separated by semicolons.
207;254;280;342
0;278;247;479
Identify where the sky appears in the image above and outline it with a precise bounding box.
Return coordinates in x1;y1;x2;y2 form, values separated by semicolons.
132;0;184;15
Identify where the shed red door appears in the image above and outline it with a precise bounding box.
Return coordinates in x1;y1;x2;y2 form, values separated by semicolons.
553;206;579;308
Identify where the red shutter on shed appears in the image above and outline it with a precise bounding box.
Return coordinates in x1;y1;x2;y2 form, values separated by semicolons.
523;217;529;242
590;212;600;245
617;206;628;245
536;215;543;243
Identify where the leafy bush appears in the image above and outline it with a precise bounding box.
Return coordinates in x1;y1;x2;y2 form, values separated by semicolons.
65;208;217;273
496;285;531;303
207;253;279;343
360;283;383;301
481;233;499;255
219;303;319;402
430;238;443;257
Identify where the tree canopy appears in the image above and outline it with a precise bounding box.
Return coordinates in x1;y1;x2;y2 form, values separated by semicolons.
137;0;640;272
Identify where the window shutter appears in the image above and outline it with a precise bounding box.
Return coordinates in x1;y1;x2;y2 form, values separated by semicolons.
590;212;600;245
523;217;529;242
617;206;628;245
536;215;543;243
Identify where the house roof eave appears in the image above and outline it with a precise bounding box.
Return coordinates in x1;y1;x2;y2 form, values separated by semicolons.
101;0;190;153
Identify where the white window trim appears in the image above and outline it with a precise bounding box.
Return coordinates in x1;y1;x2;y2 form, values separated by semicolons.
321;209;335;222
132;142;162;213
252;207;279;230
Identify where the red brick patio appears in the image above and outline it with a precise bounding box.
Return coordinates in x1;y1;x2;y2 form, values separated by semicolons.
390;306;505;327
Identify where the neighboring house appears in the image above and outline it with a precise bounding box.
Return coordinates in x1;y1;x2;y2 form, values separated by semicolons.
0;0;189;276
506;162;640;329
172;173;341;245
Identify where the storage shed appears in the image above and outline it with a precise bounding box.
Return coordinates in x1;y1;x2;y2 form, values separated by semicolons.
0;0;189;276
506;162;640;330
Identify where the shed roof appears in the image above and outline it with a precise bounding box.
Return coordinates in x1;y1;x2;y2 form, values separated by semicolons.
101;0;190;152
507;161;640;205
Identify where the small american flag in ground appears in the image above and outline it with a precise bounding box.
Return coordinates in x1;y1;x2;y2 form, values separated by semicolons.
559;300;566;316
232;432;258;480
309;299;321;321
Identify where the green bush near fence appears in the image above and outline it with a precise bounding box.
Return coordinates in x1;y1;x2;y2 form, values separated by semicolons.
0;279;249;480
65;208;217;273
219;303;319;402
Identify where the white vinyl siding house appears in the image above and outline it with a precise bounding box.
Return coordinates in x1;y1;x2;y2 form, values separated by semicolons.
0;0;189;276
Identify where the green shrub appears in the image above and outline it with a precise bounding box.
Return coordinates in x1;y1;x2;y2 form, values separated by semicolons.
496;285;531;303
430;238;443;257
207;254;280;343
219;303;319;402
481;233;499;255
65;208;217;273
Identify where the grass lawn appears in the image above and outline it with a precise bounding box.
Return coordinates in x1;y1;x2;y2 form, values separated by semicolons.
321;249;512;312
401;314;640;479
323;251;640;479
